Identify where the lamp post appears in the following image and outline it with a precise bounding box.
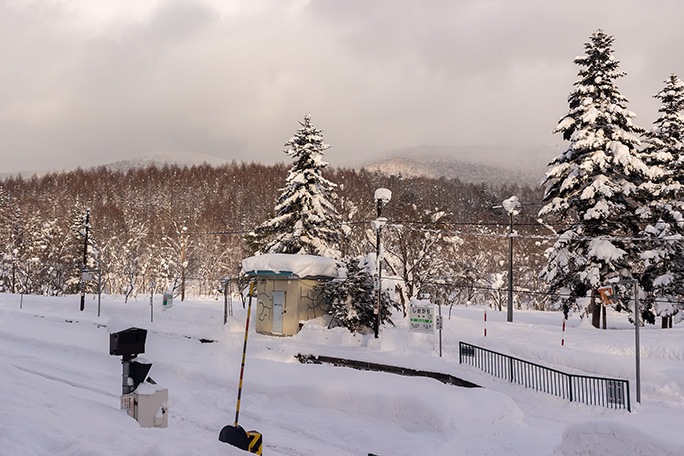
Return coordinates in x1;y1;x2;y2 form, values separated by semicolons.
372;188;392;338
501;196;520;323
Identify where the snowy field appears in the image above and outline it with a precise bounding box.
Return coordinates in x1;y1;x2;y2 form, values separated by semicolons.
1;293;683;456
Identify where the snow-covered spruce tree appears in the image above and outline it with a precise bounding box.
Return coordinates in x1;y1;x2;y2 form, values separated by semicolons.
539;30;649;325
318;256;397;334
635;74;684;327
248;114;341;258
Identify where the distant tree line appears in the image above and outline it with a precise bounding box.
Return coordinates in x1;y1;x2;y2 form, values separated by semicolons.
0;160;549;310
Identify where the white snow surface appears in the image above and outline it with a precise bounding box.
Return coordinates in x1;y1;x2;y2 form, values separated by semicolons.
107;314;135;334
242;253;339;278
1;293;683;455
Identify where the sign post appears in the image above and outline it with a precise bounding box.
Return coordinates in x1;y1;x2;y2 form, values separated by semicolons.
150;281;155;323
162;291;173;309
408;304;434;334
598;285;614;307
80;268;102;316
436;302;443;357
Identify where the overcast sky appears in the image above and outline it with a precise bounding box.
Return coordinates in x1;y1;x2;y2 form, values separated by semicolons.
1;0;683;173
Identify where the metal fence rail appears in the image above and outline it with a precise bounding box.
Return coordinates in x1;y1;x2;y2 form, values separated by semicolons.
459;341;630;412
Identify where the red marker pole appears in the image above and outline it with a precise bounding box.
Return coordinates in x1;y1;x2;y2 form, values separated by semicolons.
561;318;566;346
484;310;487;337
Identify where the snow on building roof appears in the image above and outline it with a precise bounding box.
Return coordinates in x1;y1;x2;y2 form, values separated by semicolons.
242;254;339;278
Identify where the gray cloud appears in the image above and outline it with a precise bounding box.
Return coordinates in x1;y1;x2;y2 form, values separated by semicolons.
1;0;683;174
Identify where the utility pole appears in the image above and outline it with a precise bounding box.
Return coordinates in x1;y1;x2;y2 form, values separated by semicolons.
608;280;641;404
634;280;641;404
11;213;18;294
180;226;187;301
80;208;90;312
11;252;16;294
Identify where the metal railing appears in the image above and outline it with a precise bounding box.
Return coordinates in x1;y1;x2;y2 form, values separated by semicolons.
459;342;630;412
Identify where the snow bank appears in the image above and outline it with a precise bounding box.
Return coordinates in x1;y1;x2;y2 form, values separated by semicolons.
272;365;524;433
242;253;339;278
3;294;684;455
555;420;684;456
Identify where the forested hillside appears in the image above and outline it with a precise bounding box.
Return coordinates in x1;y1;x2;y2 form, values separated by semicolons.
0;162;549;308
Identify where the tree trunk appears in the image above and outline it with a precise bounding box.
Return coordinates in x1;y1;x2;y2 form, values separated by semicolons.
662;316;668;329
591;289;601;329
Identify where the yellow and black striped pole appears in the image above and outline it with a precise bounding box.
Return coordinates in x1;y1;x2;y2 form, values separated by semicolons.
219;281;262;453
234;281;254;427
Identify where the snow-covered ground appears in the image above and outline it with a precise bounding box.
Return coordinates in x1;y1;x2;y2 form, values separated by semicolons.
1;293;682;456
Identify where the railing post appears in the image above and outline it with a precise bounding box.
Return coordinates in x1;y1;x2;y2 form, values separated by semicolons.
626;380;631;412
568;375;573;403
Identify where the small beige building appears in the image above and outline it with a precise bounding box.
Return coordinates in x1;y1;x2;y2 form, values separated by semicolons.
241;254;339;336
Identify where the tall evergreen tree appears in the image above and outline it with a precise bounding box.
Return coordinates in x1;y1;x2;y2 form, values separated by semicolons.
539;30;649;325
249;114;341;258
636;74;684;327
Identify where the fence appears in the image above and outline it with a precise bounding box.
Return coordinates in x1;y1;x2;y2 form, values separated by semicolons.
459;341;630;412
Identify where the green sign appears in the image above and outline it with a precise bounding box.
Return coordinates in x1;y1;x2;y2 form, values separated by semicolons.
408;304;434;334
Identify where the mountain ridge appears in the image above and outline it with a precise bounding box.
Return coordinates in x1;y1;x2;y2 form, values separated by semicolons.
359;145;555;185
2;146;556;186
103;151;229;172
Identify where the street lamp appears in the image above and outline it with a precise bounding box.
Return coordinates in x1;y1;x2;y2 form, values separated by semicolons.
372;188;392;338
502;196;520;323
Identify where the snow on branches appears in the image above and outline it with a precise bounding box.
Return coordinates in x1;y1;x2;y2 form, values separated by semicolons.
540;30;647;317
248;114;341;259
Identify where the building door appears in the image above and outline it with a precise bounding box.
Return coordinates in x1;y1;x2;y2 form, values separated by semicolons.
272;290;285;334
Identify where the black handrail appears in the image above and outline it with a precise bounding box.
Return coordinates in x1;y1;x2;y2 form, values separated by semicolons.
297;353;480;388
459;341;630;412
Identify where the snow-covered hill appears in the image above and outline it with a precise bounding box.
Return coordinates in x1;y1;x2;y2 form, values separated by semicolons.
104;151;229;172
1;293;682;455
361;145;557;185
0;151;230;179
